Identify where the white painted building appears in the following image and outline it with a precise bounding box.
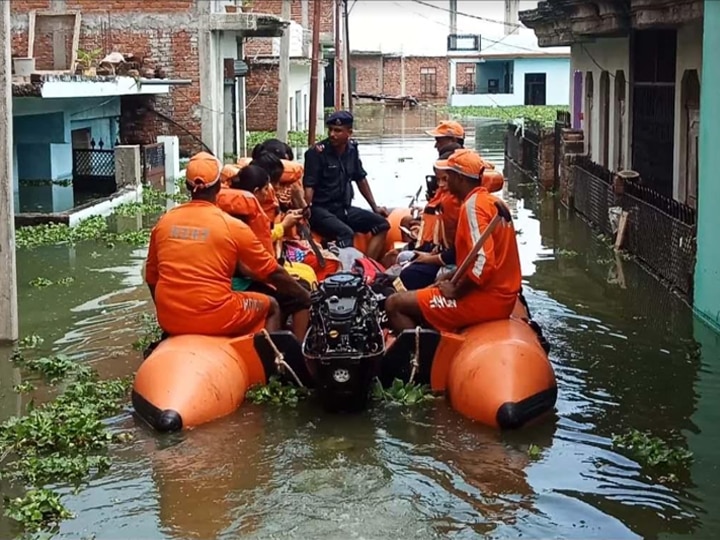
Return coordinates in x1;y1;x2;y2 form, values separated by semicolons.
569;21;703;204
449;35;570;107
270;21;323;133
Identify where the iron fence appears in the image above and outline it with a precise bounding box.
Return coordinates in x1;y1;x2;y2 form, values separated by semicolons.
622;182;696;298
571;155;697;300
572;154;616;236
505;123;522;163
522;119;541;180
504;120;540;180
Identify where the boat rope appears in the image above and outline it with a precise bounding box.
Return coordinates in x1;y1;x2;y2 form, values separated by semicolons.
409;326;421;384
260;329;306;389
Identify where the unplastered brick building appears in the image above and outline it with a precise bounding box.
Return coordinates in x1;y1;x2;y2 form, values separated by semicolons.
10;0;287;156
243;0;335;133
349;52;450;102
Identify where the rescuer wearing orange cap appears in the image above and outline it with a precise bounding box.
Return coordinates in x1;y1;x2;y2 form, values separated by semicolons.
425;120;466;157
385;148;520;334
144;151;311;337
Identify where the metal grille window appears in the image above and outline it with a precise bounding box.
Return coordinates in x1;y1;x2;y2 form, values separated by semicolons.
421;67;437;95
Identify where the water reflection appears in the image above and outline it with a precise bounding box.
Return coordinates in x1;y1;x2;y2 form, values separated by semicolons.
4;109;720;539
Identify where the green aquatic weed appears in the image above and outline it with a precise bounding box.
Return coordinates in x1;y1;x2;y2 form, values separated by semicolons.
11;352;78;384
132;312;163;351
372;378;435;406
527;444;542;460
446;105;568;128
3;488;74;533
2;339;133;532
612;429;694;469
245;376;310;406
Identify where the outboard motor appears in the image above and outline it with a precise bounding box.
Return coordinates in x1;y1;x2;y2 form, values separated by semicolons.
302;272;385;412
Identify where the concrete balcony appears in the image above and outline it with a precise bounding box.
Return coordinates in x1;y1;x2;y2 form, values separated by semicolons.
207;12;288;37
520;0;703;47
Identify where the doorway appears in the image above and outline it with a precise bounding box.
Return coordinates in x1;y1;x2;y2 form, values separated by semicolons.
524;73;546;105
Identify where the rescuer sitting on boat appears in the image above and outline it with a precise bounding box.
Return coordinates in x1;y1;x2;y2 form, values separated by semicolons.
385;149;521;334
397;144;463;290
303;110;391;261
426;120;465;157
144;151;311;337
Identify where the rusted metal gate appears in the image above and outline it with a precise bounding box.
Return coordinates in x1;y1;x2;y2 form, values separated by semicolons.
142;143;166;190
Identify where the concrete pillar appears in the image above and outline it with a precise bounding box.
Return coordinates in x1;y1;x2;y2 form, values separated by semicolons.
686;318;720;538
158;135;180;210
158;135;181;184
0;0;18;342
448;59;457;105
277;0;291;141
694;0;720;329
235;35;247;158
115;145;142;190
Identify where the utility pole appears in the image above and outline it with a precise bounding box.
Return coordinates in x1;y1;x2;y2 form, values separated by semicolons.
334;0;342;110
0;0;18;343
343;0;353;111
504;0;519;36
308;0;322;145
449;0;457;35
276;0;291;141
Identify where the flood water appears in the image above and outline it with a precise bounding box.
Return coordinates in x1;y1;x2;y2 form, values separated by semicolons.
3;106;720;539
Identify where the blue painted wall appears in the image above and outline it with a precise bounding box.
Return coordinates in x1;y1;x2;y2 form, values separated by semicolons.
694;0;720;330
477;60;510;94
452;56;570;107
12;97;121;213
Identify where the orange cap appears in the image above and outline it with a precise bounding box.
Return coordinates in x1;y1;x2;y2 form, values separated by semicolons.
220;164;240;186
434;148;486;179
186;152;222;191
425;120;465;139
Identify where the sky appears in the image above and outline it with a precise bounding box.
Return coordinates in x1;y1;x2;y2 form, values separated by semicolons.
347;1;546;56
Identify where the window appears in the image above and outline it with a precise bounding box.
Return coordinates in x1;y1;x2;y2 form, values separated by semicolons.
420;67;437;95
463;66;476;94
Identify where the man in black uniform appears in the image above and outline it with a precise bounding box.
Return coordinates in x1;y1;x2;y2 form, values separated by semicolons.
302;110;390;261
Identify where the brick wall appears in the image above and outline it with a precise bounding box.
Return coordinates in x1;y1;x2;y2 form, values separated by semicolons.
352;55;382;95
349;54;448;100
456;61;477;93
245;63;280;132
11;2;202;154
243;0;334;132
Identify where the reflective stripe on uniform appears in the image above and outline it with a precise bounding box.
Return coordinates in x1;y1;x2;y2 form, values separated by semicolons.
464;192;487;279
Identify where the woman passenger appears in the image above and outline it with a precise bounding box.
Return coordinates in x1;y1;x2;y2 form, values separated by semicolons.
231;165;316;340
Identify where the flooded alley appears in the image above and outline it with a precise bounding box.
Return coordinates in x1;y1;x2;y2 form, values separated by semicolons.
3;107;720;540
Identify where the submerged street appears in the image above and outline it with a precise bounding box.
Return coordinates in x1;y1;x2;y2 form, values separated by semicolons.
2;109;720;539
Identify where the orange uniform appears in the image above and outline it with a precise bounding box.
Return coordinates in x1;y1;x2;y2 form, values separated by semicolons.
419;187;462;249
275;159;303;209
417;151;521;333
216;187;274;254
146;153;281;337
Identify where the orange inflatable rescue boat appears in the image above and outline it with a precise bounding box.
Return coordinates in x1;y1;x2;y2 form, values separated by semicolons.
132;169;557;432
